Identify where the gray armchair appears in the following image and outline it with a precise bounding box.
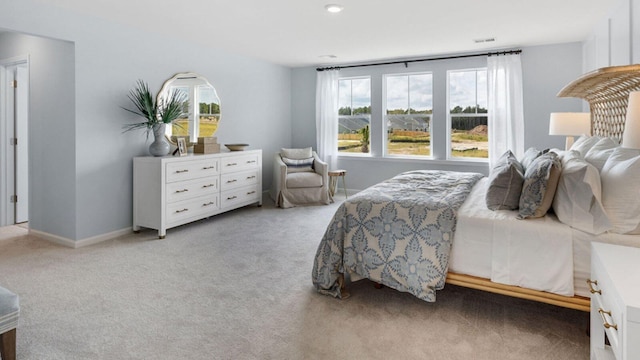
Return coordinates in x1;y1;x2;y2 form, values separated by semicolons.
270;148;330;208
0;286;19;360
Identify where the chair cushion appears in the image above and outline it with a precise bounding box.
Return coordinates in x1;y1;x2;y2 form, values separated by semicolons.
286;172;323;188
0;286;20;334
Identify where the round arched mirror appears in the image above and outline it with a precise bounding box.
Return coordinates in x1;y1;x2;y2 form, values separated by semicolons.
158;72;221;144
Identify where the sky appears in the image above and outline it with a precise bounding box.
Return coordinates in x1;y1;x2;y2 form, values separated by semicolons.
339;70;487;113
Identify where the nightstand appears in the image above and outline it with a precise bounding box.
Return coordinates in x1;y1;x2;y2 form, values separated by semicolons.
589;242;640;360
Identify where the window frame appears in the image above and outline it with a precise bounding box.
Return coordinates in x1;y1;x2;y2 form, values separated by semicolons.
446;67;488;161
383;71;434;158
337;76;372;156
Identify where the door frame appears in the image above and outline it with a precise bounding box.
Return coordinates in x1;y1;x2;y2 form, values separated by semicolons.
0;55;30;226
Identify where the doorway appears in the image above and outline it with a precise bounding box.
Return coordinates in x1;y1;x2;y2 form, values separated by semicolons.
0;57;29;226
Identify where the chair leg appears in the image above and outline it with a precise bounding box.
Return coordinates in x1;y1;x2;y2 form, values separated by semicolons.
0;328;17;360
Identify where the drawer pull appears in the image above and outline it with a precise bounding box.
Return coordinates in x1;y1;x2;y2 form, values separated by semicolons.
175;169;189;174
247;175;256;179
247;191;256;195
226;163;238;166
175;208;189;213
246;160;256;164
202;166;216;170
226;179;238;183
175;189;189;193
227;195;237;200
202;202;215;207
587;279;601;295
598;308;618;330
202;184;215;188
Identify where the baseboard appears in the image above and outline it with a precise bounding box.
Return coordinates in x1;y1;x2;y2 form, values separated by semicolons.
29;227;133;249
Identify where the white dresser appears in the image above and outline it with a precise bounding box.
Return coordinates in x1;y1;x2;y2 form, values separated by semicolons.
133;150;262;238
590;242;640;360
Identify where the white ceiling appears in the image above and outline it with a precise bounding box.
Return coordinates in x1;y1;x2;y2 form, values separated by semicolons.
37;0;614;68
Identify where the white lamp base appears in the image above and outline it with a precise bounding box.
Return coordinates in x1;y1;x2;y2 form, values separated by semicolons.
565;136;575;150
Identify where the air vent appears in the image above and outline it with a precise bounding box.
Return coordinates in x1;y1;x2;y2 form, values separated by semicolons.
474;38;496;44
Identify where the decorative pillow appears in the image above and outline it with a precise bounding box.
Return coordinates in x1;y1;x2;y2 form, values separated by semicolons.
552;150;612;234
520;147;544;172
584;137;619;172
570;135;600;158
601;147;640;234
282;156;314;173
486;150;524;210
281;147;313;160
518;151;562;219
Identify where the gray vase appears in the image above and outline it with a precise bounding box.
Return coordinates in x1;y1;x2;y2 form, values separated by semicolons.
149;123;170;156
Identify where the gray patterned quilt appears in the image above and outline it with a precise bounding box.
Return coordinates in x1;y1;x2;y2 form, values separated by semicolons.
312;170;484;302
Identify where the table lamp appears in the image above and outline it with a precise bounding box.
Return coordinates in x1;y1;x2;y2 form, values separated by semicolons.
549;112;591;150
622;91;640;149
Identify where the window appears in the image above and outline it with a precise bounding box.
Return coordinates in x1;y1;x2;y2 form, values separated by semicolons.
385;73;432;156
338;78;371;154
448;69;488;159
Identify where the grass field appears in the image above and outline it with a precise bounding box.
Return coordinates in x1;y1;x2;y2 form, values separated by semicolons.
338;130;488;158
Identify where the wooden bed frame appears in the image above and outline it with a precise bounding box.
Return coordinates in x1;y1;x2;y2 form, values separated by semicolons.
444;64;640;313
445;273;591;312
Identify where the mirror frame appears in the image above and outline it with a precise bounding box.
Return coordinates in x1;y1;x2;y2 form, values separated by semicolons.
157;72;221;145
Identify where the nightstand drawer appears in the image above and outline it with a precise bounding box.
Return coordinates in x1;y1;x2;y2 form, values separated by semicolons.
590;242;640;360
166;159;219;183
591;251;623;359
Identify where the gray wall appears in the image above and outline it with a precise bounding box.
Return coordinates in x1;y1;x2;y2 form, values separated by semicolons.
0;0;292;241
291;42;586;191
0;32;76;239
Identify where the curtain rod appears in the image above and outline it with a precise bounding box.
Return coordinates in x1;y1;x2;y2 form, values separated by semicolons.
316;49;522;72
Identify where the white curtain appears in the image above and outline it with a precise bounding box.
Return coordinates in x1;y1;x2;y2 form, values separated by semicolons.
316;69;340;170
487;54;524;169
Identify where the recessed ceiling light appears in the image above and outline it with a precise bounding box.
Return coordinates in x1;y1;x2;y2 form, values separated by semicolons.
325;4;344;13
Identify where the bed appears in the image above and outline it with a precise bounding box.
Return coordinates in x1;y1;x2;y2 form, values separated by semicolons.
312;64;640;311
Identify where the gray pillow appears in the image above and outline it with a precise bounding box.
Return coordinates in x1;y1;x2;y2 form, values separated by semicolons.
520;147;543;172
486;150;524;210
518;152;562;219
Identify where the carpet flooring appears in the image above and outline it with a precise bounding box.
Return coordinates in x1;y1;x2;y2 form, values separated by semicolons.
0;194;590;359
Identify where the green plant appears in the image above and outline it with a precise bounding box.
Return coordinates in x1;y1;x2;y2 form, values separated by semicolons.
360;125;370;153
122;80;188;133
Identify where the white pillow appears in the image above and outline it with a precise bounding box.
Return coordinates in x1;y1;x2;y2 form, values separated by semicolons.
570;135;600;158
281;147;312;160
601;147;640;234
552;150;612;234
584;137;619;172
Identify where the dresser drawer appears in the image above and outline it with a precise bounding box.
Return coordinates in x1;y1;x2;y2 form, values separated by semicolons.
166;159;219;183
166;195;219;224
165;177;218;203
221;153;259;174
220;185;260;209
220;169;259;192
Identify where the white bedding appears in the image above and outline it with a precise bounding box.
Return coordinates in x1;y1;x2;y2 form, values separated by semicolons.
449;177;640;298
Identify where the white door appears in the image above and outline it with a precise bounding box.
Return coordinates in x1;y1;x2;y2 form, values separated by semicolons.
0;59;29;225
